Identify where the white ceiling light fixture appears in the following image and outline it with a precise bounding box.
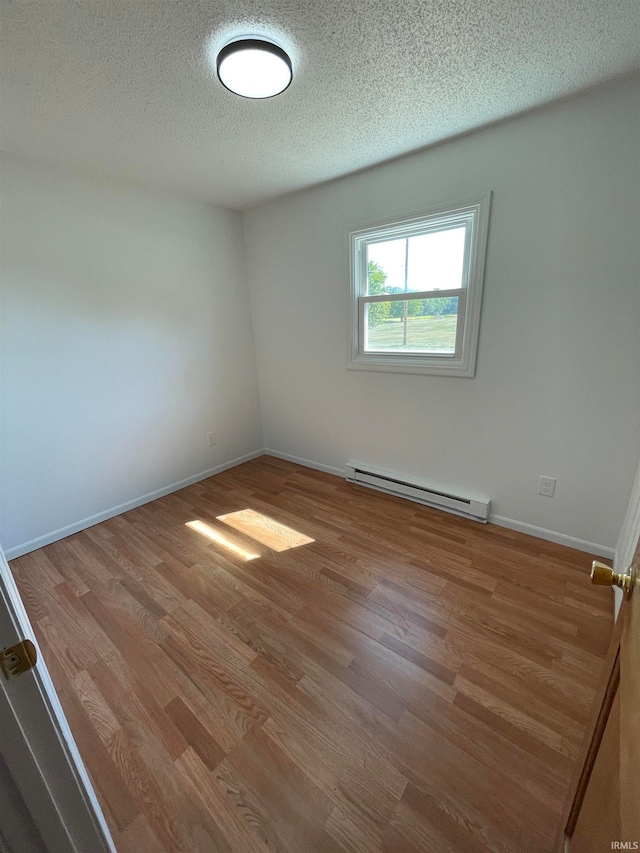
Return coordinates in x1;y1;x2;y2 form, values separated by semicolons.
216;37;292;99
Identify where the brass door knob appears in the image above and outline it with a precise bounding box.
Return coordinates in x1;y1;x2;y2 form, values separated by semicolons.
591;560;633;596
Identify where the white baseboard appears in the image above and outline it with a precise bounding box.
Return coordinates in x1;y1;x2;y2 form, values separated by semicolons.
268;449;614;558
489;513;615;559
4;449;265;561
263;449;345;478
5;446;615;563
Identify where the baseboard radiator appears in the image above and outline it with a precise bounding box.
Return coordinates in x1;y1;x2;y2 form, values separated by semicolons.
345;463;490;523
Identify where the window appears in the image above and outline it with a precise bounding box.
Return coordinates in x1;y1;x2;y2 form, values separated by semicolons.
348;193;491;376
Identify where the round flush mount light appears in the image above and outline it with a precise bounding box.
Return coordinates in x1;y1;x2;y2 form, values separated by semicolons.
216;37;292;99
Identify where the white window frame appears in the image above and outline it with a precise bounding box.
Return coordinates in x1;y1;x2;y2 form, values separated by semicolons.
348;193;491;377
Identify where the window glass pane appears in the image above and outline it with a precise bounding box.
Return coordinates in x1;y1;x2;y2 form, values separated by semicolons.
365;297;459;354
366;226;466;296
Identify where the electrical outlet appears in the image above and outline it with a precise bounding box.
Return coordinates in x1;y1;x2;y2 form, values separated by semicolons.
538;476;556;497
207;431;216;446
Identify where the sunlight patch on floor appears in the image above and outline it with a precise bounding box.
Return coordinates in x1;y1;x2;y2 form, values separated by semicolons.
185;520;260;561
217;508;315;552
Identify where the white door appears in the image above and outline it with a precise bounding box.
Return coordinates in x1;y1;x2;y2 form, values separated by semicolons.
555;472;640;851
0;543;115;853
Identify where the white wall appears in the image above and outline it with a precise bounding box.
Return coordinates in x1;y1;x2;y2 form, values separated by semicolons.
244;77;640;552
0;154;263;555
2;78;638;558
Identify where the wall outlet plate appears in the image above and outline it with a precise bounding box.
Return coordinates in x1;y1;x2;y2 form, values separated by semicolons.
538;476;556;497
207;431;216;446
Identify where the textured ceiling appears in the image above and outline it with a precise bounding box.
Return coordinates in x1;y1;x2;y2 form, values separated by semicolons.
2;0;639;209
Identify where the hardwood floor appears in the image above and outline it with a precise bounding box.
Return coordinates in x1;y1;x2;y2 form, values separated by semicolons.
10;456;613;853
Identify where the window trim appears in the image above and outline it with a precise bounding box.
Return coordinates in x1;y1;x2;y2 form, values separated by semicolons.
347;193;491;377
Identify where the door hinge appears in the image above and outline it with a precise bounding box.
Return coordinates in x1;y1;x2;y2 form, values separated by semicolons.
1;640;37;681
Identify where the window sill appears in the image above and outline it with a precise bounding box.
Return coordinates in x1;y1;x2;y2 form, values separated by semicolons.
347;353;476;377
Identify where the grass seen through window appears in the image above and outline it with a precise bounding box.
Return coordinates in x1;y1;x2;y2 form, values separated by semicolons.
366;313;458;352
